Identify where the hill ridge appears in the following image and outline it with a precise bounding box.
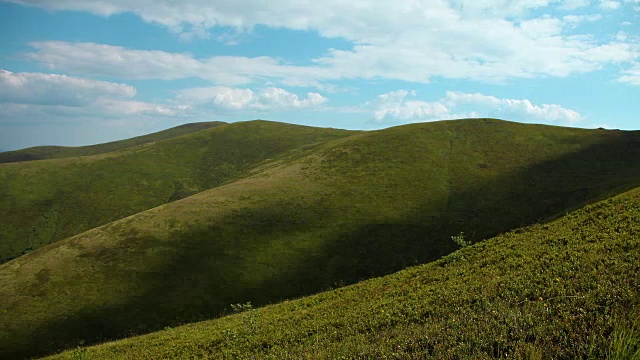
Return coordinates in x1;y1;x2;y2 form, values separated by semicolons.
0;120;357;262
0;118;639;358
0;121;228;163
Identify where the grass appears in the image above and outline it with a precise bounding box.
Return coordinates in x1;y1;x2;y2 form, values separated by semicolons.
0;120;355;261
45;185;640;359
0;121;226;163
609;319;640;360
0;118;639;358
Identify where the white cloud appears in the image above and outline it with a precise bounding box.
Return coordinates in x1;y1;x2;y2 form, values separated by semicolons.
26;41;304;85
443;91;583;124
599;0;621;8
618;63;640;85
370;90;450;122
559;0;591;10
0;70;185;122
519;16;564;37
0;101;186;124
177;86;327;111
616;31;628;41
18;0;640;86
257;88;327;109
26;41;201;80
562;14;603;24
26;41;338;88
624;0;640;8
96;99;188;117
368;90;582;124
581;42;637;63
0;68;326;124
448;0;556;18
0;69;135;106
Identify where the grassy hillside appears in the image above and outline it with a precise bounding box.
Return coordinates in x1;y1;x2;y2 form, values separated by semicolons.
0;121;355;262
46;185;640;360
0;119;639;359
0;122;226;163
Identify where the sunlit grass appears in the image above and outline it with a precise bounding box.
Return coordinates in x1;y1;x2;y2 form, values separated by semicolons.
47;186;640;359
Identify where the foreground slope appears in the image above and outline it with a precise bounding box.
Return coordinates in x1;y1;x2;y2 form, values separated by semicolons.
49;186;640;359
0;121;355;261
1;119;640;358
0;122;226;164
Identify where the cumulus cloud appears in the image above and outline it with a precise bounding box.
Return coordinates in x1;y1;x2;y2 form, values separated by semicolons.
177;86;327;111
18;0;640;86
370;90;450;122
0;70;185;121
0;68;326;124
369;90;582;124
443;91;582;124
0;69;135;106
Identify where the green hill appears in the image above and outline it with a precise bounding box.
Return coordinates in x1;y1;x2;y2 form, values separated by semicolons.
0;119;639;359
0;121;355;262
0;122;226;163
47;185;640;359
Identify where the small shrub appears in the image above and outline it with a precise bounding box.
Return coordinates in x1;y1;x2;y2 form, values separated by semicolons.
231;302;253;313
451;232;470;248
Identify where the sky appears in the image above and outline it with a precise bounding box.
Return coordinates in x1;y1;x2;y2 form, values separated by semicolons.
0;0;639;151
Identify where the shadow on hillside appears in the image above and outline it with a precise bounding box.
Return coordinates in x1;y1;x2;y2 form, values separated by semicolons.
7;129;640;359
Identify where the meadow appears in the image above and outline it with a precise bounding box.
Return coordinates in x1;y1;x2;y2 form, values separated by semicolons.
48;186;640;359
0;118;638;359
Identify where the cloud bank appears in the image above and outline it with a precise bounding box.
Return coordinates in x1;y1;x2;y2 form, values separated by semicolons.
0;69;329;123
177;86;327;111
15;0;639;86
370;90;582;124
0;69;135;106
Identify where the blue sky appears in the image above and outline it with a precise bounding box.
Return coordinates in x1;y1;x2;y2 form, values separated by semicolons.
0;0;639;151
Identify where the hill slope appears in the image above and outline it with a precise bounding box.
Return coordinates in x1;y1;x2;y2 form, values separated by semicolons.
0;121;355;262
48;185;640;359
0;119;639;359
0;122;226;163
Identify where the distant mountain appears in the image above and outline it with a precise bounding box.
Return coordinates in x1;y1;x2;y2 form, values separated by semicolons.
1;118;639;359
0;121;227;163
46;186;640;359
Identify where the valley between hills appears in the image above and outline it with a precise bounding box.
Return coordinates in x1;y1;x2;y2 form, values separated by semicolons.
0;118;639;359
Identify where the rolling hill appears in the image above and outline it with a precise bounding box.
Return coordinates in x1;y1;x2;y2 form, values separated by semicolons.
0;118;639;359
46;185;640;359
0;121;226;163
0;121;356;262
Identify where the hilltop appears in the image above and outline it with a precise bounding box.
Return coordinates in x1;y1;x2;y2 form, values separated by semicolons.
0;122;226;163
0;121;355;262
0;118;639;358
48;185;640;359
